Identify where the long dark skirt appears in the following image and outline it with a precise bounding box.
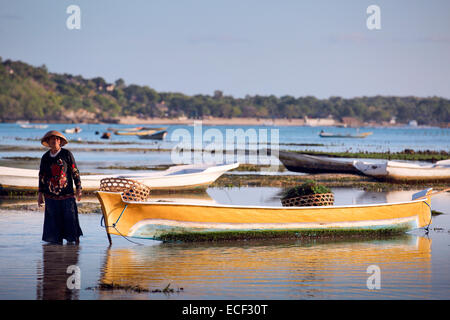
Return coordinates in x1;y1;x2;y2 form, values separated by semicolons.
42;197;83;244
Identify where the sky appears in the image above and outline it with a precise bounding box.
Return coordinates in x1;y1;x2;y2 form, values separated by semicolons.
1;0;450;99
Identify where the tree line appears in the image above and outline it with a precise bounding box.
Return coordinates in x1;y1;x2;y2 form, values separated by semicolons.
1;57;449;125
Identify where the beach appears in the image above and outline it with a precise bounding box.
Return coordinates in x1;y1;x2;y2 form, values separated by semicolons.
116;116;309;126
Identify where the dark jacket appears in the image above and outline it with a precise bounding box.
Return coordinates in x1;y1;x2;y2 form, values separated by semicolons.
39;148;82;199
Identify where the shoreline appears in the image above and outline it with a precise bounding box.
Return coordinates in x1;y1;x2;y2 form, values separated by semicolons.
118;116;308;126
10;116;449;128
1;145;448;162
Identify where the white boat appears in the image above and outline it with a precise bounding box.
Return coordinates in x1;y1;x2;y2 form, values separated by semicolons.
0;162;239;192
353;159;450;182
64;127;82;134
319;130;372;138
20;124;48;129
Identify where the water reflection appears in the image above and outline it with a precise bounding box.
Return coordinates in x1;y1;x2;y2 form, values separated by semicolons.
96;235;431;299
36;244;80;300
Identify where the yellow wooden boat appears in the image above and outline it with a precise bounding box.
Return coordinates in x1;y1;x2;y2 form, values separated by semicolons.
96;185;435;243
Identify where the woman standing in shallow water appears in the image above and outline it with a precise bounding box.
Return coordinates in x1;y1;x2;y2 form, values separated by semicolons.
38;130;83;244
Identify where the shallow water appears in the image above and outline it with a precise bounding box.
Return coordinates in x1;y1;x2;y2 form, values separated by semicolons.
1;123;449;153
2;123;449;177
0;187;449;300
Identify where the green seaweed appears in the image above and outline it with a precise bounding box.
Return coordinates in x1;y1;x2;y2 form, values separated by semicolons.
291;150;449;162
157;228;409;243
211;174;450;191
86;282;183;294
281;179;331;200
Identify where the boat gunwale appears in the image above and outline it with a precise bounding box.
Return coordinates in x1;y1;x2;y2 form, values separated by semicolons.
119;162;239;180
96;191;429;210
0;162;239;181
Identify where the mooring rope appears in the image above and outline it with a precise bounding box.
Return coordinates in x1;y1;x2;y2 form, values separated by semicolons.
100;204;144;246
423;201;433;233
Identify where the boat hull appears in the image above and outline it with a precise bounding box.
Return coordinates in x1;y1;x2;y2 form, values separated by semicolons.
319;131;372;138
0;163;238;193
353;160;450;182
138;131;168;140
278;151;360;174
96;191;432;242
114;128;165;136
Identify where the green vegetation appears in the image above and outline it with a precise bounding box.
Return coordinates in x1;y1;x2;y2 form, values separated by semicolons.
211;173;450;191
157;228;409;242
294;150;450;162
431;210;444;216
1;57;450;125
281;179;331;200
87;282;182;293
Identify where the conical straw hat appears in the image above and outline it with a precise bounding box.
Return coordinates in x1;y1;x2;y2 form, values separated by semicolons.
41;130;68;147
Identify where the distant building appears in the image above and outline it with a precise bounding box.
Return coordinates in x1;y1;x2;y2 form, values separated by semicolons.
304;115;336;126
408;120;418;127
155;101;168;117
341;117;362;128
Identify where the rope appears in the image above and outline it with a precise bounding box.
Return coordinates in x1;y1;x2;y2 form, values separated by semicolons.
423;201;433;233
113;205;128;228
98;177;151;246
100;204;144;246
111;225;144;246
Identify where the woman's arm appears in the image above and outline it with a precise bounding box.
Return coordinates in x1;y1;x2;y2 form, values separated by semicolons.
68;150;82;200
38;156;46;206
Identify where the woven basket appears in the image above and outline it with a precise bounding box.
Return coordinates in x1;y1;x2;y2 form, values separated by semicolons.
99;177;151;202
281;193;334;207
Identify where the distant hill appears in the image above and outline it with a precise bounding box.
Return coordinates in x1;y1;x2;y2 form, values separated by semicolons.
1;57;449;125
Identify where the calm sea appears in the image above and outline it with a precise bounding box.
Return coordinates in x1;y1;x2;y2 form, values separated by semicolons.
0;123;449;172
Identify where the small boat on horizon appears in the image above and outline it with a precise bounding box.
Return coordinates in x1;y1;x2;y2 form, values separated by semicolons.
20;124;48;129
114;127;167;136
138;130;168;140
107;126;144;132
64;127;82;134
319;130;373;138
